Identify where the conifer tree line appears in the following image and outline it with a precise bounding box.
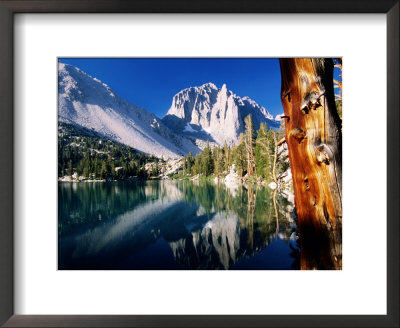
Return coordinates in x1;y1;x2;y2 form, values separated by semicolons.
58;123;161;180
183;114;287;182
58;116;288;182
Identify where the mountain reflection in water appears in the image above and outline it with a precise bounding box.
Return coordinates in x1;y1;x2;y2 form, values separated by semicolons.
58;180;300;270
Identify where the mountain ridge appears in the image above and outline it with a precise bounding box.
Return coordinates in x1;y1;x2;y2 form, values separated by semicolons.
58;63;282;158
162;82;280;146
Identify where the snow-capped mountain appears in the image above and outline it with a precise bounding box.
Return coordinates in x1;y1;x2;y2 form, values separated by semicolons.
58;63;200;158
162;82;281;146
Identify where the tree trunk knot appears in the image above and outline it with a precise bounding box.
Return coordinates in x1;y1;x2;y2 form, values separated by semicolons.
316;144;331;165
304;177;310;191
291;128;307;144
301;91;325;114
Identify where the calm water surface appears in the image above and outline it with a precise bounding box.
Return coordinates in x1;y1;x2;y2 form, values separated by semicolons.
58;180;299;270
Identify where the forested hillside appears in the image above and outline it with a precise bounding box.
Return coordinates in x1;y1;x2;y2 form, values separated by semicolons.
58;122;159;180
180;115;288;185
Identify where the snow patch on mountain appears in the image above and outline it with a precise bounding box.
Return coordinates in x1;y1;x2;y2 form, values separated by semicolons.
203;126;212;134
183;123;196;133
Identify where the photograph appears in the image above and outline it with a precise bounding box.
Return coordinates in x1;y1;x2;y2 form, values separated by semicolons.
57;58;342;270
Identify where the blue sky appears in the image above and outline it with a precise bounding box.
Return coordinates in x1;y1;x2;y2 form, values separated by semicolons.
59;58;284;118
59;58;342;118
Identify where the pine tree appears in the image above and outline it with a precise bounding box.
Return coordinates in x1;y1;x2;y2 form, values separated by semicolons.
213;146;225;177
233;134;246;177
67;160;73;178
223;141;230;172
201;141;214;176
183;156;187;175
61;163;65;177
255;122;270;180
213;147;220;176
129;160;137;176
193;155;201;175
187;152;192;175
110;162;115;179
83;159;90;178
151;161;159;177
280;58;342;269
100;161;107;179
244;114;256;177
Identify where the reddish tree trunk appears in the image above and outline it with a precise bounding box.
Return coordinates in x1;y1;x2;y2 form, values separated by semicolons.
279;58;342;270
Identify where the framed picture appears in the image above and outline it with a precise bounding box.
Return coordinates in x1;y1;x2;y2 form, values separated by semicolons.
56;57;306;271
0;0;398;327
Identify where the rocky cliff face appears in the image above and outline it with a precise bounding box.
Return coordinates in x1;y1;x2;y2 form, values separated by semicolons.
163;82;280;146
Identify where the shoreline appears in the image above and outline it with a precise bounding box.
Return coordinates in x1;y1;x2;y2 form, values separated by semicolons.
58;176;160;183
58;173;295;207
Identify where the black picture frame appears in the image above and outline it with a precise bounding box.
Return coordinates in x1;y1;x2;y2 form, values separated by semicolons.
0;1;398;327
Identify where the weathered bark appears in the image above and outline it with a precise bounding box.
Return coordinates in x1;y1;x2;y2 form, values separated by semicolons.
279;58;342;270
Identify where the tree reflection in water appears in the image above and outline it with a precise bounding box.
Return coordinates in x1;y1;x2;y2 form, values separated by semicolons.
58;180;300;270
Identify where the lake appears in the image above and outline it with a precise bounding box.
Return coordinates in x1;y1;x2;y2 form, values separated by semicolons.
58;180;300;270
